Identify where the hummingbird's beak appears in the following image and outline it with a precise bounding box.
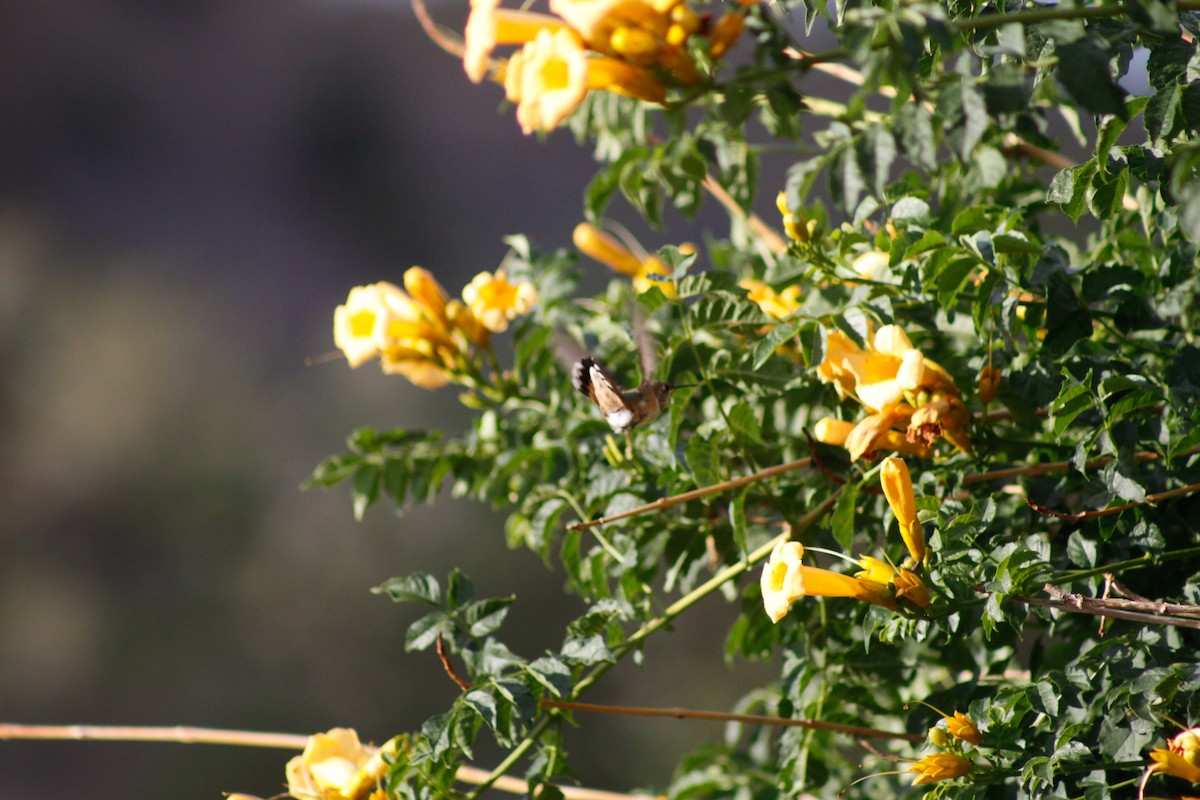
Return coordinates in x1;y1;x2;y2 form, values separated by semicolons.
669;383;697;390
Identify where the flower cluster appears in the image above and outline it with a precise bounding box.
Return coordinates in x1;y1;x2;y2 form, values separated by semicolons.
573;221;682;296
333;267;535;389
761;456;931;623
464;0;748;133
284;728;398;800
1141;727;1200;798
812;322;971;461
905;703;982;785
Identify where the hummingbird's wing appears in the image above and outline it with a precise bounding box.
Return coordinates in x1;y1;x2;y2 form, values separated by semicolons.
632;304;659;383
574;357;636;431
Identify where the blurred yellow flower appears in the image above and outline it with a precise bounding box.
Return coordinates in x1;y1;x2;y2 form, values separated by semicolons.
740;278;801;320
707;10;744;58
286;728;398;800
464;0;565;83
815;330;861;401
462;269;537;333
333;283;399;368
909;752;970;785
572;222;678;295
855;556;930;608
549;0;699;80
850;249;888;280
880;456;924;566
505;29;665;135
333;268;495;389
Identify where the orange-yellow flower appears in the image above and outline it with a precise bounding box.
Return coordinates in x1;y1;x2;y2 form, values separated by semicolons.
505;29;666;135
1144;728;1200;796
461;269;537;333
843;409;932;462
855;556;931;608
977;365;1001;405
893;568;931;607
285;728;399;800
762;541;900;623
813;417;855;447
815;330;862;401
740;278;802;320
843;324;927;413
909;752;971;785
880;456;925;566
463;0;565;83
945;711;983;746
549;0;698;81
572;222;678;295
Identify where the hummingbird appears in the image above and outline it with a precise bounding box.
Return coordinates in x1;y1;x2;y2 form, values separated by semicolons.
561;313;692;432
572;357;688;432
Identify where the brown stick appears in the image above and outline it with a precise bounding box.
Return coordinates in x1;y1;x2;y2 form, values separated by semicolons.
701;174;788;255
412;0;466;59
0;723;658;800
1008;585;1200;630
567;457;812;530
540;700;924;742
1026;481;1200;521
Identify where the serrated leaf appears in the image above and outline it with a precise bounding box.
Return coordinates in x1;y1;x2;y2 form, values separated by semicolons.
527;657;573;698
729;401;764;445
1051;378;1095;436
352;463;382;521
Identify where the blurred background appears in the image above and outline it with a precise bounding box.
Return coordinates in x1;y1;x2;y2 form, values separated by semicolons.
0;1;804;797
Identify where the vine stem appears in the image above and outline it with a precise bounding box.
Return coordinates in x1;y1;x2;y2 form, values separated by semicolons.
465;493;842;798
540;700;924;742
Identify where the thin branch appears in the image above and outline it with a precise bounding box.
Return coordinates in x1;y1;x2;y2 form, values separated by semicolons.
1043;583;1200;620
1009;585;1200;630
567;457;811;531
961;450;1162;485
701;174;788;255
437;633;473;691
1026;481;1200;521
0;723;656;800
412;0;466;59
0;723;311;750
540;700;924;742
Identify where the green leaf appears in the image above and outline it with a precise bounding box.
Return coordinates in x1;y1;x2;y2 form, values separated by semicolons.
729;401;764;445
406;610;454;652
462;596;516;638
375;572;443;606
352;463;382;521
1042;273;1093;357
685;434;722;488
830;479;860;552
1050;371;1095;436
1027;679;1061;717
1055;38;1129;119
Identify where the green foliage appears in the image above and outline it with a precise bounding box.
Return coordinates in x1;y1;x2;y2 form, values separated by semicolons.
305;0;1200;797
